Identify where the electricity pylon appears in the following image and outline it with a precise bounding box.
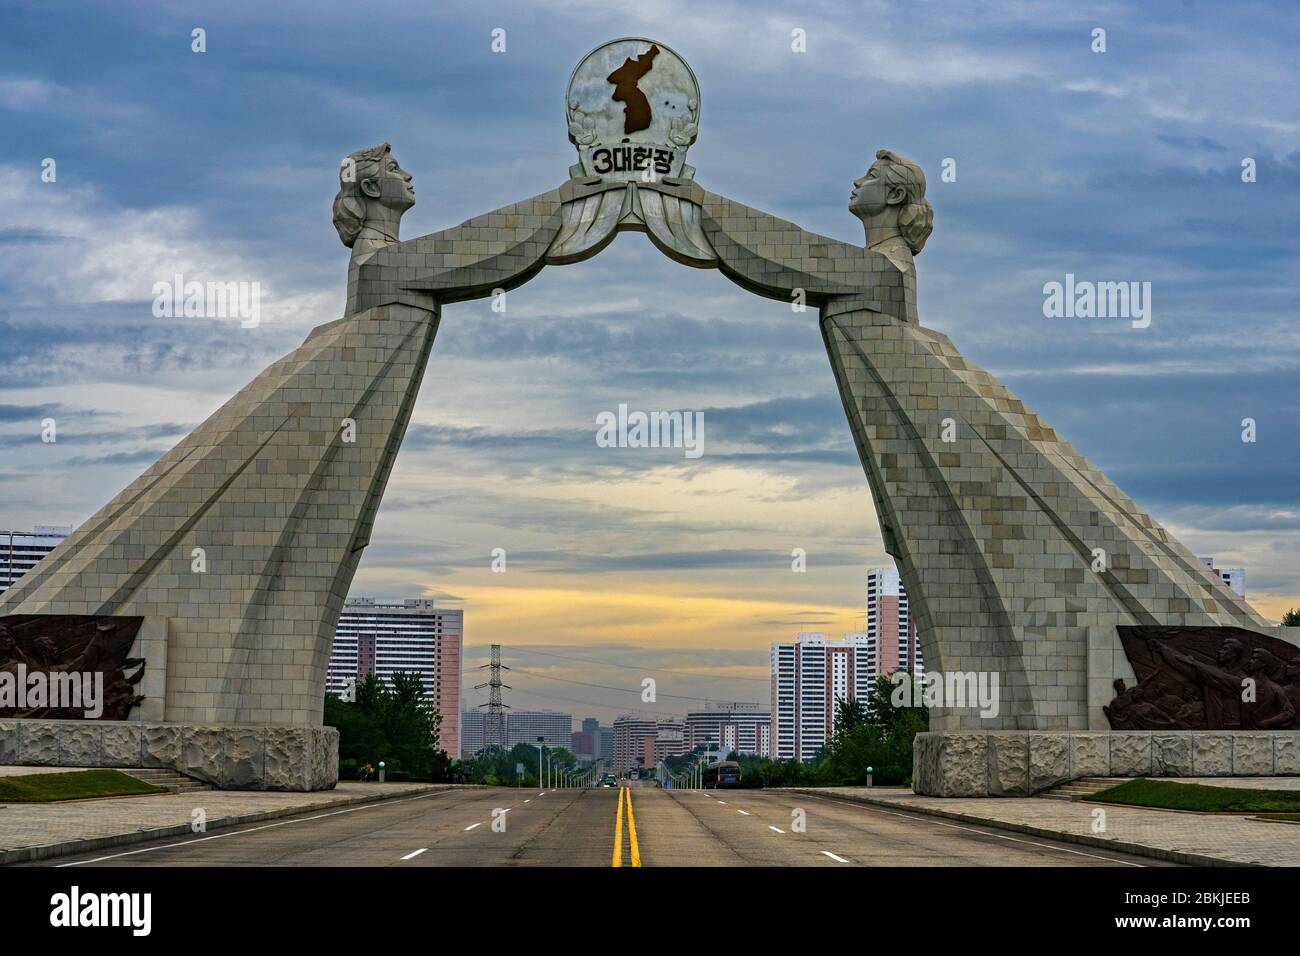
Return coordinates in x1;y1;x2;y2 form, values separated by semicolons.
475;644;511;749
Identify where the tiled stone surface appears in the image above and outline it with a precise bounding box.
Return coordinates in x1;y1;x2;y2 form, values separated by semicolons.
350;179;913;320
1070;733;1110;777
916;731;1300;795
0;304;440;729
1110;733;1153;776
350;189;567;315
1029;733;1071;791
142;724;181;769
935;733;989;796
1193;733;1234;775
1276;736;1300;774
0;720;337;790
1233;733;1275;775
0;721;18;764
17;724;59;765
1152;734;1193;776
61;724;100;767
809;787;1300;866
130;617;169;722
988;733;1030;796
700;190;910;321
101;724;140;768
821;305;1269;731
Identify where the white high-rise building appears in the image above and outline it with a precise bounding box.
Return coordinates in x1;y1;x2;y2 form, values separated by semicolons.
460;709;573;757
770;632;875;762
503;710;573;750
1;526;71;594
1199;557;1246;598
612;715;658;771
684;704;771;756
327;597;463;755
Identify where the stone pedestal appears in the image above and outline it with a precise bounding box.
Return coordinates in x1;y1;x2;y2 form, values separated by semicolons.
914;730;1300;796
0;719;337;791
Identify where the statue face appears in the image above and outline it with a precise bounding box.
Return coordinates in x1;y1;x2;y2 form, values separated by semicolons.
849;159;905;218
363;153;415;212
1219;638;1243;664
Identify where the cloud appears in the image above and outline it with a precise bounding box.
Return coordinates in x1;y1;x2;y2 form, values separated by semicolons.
2;0;1297;708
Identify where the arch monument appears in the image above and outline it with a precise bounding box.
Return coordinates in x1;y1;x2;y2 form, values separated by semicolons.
1;39;1293;793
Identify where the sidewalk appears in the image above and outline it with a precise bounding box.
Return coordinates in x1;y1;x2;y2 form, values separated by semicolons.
789;784;1300;866
0;778;461;865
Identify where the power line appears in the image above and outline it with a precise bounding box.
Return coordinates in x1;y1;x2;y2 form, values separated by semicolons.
507;665;734;703
504;645;770;684
487;684;686;719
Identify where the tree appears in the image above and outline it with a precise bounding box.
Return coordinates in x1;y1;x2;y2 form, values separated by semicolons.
324;671;453;781
816;672;928;787
1282;608;1300;627
454;740;584;787
831;696;870;742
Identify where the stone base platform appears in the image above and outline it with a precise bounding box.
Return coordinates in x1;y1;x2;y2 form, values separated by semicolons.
0;719;338;791
914;730;1300;797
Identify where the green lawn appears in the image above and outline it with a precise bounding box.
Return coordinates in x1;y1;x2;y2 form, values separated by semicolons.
1084;777;1300;813
0;769;168;802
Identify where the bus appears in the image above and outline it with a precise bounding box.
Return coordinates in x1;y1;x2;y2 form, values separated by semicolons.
701;760;742;788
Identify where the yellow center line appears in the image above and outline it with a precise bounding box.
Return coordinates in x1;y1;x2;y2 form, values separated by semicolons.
611;784;625;867
625;785;641;867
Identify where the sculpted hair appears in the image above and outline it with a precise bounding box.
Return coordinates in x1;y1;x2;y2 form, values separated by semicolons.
875;148;934;255
332;142;392;248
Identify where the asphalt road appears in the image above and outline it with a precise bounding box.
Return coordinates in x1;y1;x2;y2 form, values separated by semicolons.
37;785;1169;867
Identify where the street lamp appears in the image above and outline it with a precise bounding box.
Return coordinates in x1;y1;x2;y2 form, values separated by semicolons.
535;736;544;788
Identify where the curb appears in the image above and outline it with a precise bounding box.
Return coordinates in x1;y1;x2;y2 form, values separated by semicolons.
783;788;1256;867
0;783;466;866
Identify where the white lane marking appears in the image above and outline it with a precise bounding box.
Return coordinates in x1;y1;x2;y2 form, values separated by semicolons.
524;799;531;803
787;793;1145;867
58;789;455;867
821;851;851;863
737;809;751;816
769;826;785;833
464;823;482;831
539;792;545;796
717;800;726;805
400;848;427;860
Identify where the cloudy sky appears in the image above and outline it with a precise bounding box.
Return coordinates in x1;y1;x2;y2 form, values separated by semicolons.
2;0;1297;725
